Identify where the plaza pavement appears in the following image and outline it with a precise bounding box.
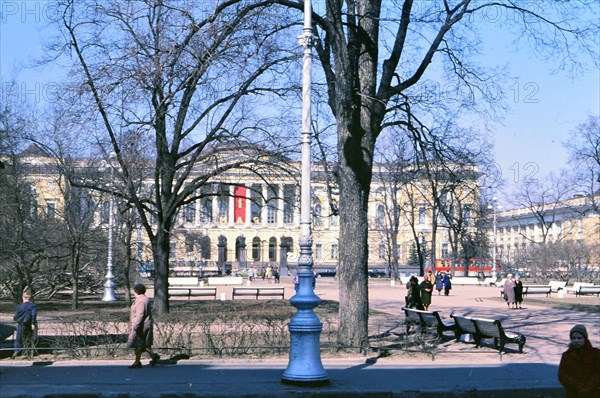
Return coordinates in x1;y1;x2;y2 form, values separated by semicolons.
1;277;598;397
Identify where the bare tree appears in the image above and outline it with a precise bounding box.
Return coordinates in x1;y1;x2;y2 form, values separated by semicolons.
272;0;599;349
49;0;298;314
566;115;600;212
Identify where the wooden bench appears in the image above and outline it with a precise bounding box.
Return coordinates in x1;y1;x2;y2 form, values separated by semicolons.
566;282;595;295
522;285;551;297
169;276;199;286
401;307;456;338
451;277;480;286
480;277;497;286
208;276;244;286
232;287;285;300
574;285;600;297
168;287;217;300
548;280;567;292
451;314;526;353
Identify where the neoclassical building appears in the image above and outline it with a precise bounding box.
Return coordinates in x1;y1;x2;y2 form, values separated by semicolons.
492;193;600;276
5;145;483;278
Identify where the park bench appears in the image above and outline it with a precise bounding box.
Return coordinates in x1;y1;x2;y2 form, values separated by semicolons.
522;285;552;297
401;307;456;338
480;277;497;286
168;287;217;300
169;276;200;286
232;287;285;300
566;282;596;295
548;281;567;292
208;276;244;286
451;277;480;286
451;314;526;353
574;285;600;297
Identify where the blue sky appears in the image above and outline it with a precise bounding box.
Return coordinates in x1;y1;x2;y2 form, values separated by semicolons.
1;1;598;204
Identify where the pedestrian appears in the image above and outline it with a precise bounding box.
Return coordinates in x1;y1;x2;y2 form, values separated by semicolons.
503;274;516;309
247;267;254;282
442;272;452;296
514;275;523;309
420;274;433;311
127;283;159;369
558;324;600;398
406;276;424;310
293;273;299;291
435;272;444;295
273;267;280;284
13;291;37;357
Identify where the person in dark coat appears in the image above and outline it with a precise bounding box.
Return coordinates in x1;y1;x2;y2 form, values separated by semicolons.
513;275;524;309
442;272;452;296
419;275;433;311
127;284;159;368
406;276;424;310
435;272;444;295
558;324;600;398
13;291;37;356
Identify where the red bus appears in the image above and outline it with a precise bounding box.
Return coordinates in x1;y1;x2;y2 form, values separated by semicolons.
434;258;499;276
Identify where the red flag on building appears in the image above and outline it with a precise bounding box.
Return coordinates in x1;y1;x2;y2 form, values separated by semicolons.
234;186;246;223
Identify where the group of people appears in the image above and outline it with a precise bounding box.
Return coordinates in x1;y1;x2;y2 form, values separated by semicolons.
247;265;280;283
405;271;453;311
502;273;524;309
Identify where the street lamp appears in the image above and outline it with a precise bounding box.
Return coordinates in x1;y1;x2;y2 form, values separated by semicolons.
102;154;116;302
487;196;502;281
281;0;328;386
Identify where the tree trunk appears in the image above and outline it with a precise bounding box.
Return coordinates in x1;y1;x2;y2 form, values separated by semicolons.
152;229;171;314
336;124;373;350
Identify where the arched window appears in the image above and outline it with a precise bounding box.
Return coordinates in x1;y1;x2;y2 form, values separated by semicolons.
269;237;277;261
252;237;261;261
200;236;211;259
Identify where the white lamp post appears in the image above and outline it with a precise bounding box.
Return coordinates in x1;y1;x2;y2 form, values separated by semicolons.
281;0;328;385
102;154;116;302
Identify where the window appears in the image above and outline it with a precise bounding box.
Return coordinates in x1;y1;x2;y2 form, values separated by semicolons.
251;184;262;223
267;186;277;224
283;185;294;224
418;206;426;225
315;243;323;260
201;199;213;223
185;202;196;223
376;204;385;227
313;202;322;227
378;243;386;259
331;244;338;260
441;243;449;258
200;236;211;259
252;237;261;261
269;237;277;261
463;205;471;226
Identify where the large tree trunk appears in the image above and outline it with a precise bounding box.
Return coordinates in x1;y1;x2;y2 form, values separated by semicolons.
336;118;375;350
152;229;171;315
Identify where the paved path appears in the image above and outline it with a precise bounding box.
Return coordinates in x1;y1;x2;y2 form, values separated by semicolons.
1;278;598;397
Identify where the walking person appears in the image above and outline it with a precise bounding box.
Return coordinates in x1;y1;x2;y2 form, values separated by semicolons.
435;272;444;295
503;273;516;309
13;291;37;357
419;274;433;311
558;324;600;398
127;284;159;369
513;275;524;309
442;272;452;296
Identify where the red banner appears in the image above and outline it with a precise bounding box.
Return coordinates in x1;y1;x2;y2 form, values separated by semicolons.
234;186;247;223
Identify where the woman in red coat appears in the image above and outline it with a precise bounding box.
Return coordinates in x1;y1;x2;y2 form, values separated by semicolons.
558;324;600;398
127;284;160;368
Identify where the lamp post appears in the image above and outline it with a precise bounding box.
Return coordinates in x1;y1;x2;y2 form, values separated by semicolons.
487;196;501;281
102;154;116;302
281;0;328;385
